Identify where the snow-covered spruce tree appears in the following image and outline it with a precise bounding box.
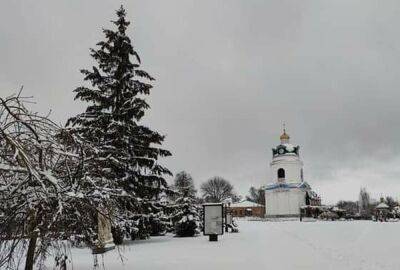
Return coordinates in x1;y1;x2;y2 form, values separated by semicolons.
0;92;122;270
358;187;372;218
67;6;172;240
171;171;200;237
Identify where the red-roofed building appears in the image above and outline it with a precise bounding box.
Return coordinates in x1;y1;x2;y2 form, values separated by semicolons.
229;200;265;217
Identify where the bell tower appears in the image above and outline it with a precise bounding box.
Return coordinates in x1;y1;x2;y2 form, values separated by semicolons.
265;126;320;217
270;127;304;183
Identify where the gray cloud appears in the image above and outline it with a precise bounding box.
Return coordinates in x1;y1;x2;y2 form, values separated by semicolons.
1;0;400;203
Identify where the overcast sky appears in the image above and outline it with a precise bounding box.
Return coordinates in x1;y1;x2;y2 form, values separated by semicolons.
2;0;400;204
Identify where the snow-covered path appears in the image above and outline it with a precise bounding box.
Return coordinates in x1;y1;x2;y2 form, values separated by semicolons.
60;220;400;270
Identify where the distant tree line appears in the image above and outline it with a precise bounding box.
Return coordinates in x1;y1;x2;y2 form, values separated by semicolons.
336;187;399;219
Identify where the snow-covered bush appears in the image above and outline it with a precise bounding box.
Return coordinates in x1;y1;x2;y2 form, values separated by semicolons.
174;203;201;237
319;211;339;221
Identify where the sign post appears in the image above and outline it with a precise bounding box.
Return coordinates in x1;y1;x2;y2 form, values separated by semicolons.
203;203;224;241
225;212;232;232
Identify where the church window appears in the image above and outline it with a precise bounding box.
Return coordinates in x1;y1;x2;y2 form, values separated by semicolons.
277;168;285;179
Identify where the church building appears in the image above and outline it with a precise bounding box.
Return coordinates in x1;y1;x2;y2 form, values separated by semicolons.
265;128;320;217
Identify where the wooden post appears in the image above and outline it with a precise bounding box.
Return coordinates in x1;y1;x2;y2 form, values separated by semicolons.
209;234;218;241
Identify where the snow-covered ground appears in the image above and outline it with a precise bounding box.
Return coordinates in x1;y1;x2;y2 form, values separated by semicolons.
55;220;400;270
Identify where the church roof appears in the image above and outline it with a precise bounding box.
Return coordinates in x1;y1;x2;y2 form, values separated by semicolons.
307;190;319;199
272;125;301;156
265;181;311;191
272;144;299;156
281;143;295;151
376;202;389;209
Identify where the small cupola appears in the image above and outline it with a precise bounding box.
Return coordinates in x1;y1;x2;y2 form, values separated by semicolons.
280;128;290;144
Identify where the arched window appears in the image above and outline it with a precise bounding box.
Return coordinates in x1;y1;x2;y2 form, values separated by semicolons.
277;168;285;179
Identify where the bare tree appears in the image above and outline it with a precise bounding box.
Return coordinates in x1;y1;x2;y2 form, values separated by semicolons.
0;92;124;270
385;196;398;210
200;177;238;203
246;186;265;205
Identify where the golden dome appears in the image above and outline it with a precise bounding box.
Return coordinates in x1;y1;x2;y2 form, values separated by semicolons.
280;130;290;140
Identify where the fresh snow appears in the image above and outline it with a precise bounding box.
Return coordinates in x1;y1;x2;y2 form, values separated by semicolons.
282;143;295;151
65;191;84;199
44;220;400;270
376;202;389;209
42;169;58;186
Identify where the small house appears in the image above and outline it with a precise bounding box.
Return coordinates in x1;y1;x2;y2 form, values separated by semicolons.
375;201;389;222
229;200;265;217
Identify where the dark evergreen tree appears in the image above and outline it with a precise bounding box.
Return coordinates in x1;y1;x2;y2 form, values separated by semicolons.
171;171;200;237
67;6;172;240
359;187;372;218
